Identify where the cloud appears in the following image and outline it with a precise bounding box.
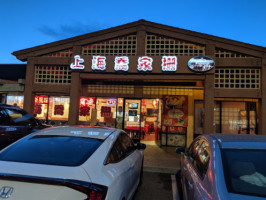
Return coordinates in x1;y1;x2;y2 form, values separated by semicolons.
37;21;106;40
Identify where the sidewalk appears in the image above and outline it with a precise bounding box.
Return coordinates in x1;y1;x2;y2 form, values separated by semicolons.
142;141;181;174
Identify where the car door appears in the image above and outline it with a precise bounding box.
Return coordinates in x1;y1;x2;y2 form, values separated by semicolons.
0;108;14;149
105;134;132;199
183;138;211;200
1;108;34;147
182;139;201;200
120;132;142;196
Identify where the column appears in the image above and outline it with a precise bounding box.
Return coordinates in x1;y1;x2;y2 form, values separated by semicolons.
203;44;215;134
68;45;82;125
258;58;266;135
23;57;35;114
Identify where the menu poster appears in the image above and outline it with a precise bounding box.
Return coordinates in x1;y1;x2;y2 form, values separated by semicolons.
162;95;188;127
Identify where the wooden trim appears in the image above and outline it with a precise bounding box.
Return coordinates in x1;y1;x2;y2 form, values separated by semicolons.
32;84;70;94
258;58;266;135
214;89;261;98
215;58;261;67
23;58;35;114
203;74;215;134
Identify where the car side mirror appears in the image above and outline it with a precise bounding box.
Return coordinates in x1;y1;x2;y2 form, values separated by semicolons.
176;147;185;154
137;143;146;150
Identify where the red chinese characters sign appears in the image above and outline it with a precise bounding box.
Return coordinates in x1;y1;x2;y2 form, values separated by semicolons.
35;96;48;104
137;56;153;71
162;95;188;127
70;55;85;70
114;56;129;71
80;97;95;107
162;56;177;71
92;56;106;70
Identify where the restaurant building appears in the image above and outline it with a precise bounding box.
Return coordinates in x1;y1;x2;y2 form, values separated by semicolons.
12;20;266;147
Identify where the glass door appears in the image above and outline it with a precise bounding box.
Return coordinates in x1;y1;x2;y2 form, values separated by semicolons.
124;99;141;141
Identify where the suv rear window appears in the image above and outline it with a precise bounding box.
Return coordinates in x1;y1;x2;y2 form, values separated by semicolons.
222;149;266;197
0;135;103;166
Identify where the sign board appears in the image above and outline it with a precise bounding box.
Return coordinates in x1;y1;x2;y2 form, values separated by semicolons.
188;56;215;72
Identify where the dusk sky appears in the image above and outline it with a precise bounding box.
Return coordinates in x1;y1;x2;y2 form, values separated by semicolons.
1;0;266;64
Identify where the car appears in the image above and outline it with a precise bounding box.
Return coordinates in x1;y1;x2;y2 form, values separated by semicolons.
0;126;146;200
176;134;266;200
0;103;50;149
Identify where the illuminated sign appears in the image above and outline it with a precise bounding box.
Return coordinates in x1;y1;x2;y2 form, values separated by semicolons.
114;56;129;71
188;56;215;72
35;96;48;104
137;56;153;71
92;56;106;71
80;97;95;107
107;99;117;106
162;56;177;71
70;55;85;70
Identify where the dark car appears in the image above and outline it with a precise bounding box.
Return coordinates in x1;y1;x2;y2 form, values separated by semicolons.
176;134;266;200
0;103;50;149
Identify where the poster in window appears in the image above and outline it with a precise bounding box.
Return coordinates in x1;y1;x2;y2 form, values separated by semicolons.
162;95;188;127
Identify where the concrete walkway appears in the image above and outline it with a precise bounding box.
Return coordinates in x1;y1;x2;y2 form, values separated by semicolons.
142;141;181;174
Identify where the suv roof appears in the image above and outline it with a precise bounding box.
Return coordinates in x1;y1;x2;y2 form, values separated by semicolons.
35;126;118;140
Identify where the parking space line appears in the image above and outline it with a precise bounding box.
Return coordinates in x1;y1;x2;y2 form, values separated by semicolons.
171;175;180;200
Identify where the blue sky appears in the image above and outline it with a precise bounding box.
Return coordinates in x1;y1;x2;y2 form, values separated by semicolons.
1;0;266;64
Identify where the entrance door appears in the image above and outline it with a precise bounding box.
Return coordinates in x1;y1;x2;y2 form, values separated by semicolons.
124;99;141;141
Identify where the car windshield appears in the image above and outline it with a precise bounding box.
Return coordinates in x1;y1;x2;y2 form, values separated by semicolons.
0;135;103;166
222;148;266;197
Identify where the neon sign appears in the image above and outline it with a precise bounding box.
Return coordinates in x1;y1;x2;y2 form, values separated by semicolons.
107;99;117;106
80;97;95;107
92;56;106;71
137;56;153;71
114;56;129;71
35;96;48;104
70;55;85;70
162;56;177;71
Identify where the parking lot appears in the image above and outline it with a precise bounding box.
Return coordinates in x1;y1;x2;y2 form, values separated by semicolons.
134;172;173;200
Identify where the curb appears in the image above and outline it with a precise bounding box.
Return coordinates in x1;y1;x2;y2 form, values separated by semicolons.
171;175;180;200
143;166;179;174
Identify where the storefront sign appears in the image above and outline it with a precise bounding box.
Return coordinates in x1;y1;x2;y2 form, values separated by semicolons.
137;56;153;71
80;97;95;107
162;95;188;127
92;56;106;71
107;99;117;106
35;96;48;104
188;56;215;72
114;56;129;71
70;55;85;70
162;56;177;71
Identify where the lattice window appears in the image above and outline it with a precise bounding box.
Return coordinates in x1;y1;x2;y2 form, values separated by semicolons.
82;34;137;56
143;86;194;98
35;66;71;84
146;34;205;56
215;68;260;89
42;49;73;57
215;48;254;58
87;85;134;94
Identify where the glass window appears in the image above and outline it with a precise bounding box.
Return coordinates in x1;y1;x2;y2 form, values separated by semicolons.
0;109;10;125
96;98;117;128
34;96;49;120
5;108;36;126
194;101;204;135
48;96;70;121
0;135;103;166
187;138;210;178
106;132;135;164
79;97;96;123
222;149;266;197
6;95;24;109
